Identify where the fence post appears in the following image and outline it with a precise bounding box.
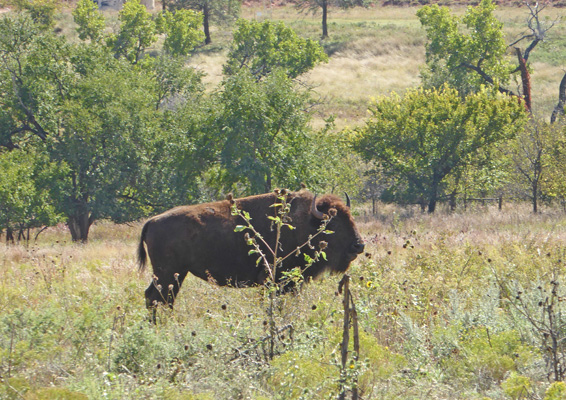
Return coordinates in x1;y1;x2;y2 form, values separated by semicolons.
338;275;359;400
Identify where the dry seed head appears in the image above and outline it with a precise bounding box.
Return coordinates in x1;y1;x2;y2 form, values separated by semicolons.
168;284;174;291
329;208;337;217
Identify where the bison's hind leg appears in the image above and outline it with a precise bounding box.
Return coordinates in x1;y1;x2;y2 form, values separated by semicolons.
144;271;189;311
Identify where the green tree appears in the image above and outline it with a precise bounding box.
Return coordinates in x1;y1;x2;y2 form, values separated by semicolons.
109;0;158;64
151;54;204;110
353;85;527;213
9;0;60;29
170;0;240;45
223;19;328;81
502;119;552;213
541;122;566;207
156;9;205;56
417;0;512;97
73;0;106;42
0;12;210;241
0;146;66;242
295;0;369;39
212;69;314;194
0;13;70;149
417;0;558;113
303;119;364;197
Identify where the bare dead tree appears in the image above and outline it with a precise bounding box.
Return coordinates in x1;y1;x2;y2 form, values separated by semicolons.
507;2;559;113
459;2;559;115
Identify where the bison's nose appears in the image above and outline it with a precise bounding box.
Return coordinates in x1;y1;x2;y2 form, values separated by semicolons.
350;242;365;254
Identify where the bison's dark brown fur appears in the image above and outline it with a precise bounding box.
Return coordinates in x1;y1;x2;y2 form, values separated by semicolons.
138;190;364;308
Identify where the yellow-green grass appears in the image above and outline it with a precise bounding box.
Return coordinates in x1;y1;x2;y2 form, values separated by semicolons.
3;203;566;398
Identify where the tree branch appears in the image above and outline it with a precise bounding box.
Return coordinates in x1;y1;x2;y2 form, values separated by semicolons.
460;62;517;97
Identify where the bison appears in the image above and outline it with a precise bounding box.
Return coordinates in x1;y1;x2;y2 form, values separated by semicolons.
138;189;365;308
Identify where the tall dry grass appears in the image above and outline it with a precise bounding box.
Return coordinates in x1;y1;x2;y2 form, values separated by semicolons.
3;203;566;398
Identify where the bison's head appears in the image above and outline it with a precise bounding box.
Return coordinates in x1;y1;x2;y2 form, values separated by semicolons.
308;193;365;273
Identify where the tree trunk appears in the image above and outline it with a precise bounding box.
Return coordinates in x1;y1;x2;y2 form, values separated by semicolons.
265;171;272;193
321;0;328;39
449;190;457;212
516;48;532;112
203;4;212;45
428;197;437;213
67;200;93;242
551;72;566;124
532;180;538;214
6;227;14;244
427;180;440;213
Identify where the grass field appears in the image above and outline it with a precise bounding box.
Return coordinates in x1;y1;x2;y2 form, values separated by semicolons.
3;3;566;399
3;202;566;399
189;3;566;128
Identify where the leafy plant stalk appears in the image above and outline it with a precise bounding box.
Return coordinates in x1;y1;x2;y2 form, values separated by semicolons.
231;190;333;360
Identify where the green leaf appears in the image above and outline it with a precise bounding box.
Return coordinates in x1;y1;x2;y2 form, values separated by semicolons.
235;225;247;232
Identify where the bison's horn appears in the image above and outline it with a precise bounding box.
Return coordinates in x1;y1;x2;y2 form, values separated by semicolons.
311;195;325;220
345;192;351;208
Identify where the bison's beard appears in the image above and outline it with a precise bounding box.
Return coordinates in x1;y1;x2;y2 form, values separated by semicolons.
329;252;360;274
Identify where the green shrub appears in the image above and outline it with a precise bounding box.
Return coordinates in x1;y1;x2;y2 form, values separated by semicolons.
544;382;566;400
501;372;532;400
113;321;162;374
268;350;338;399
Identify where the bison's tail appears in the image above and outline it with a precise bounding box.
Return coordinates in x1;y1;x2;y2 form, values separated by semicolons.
138;221;150;272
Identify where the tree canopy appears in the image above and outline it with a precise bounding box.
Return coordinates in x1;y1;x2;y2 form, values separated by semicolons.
354;85;528;212
417;0;513;97
224;19;328;80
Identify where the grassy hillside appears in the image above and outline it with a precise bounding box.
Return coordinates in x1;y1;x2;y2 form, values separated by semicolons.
188;4;566;128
